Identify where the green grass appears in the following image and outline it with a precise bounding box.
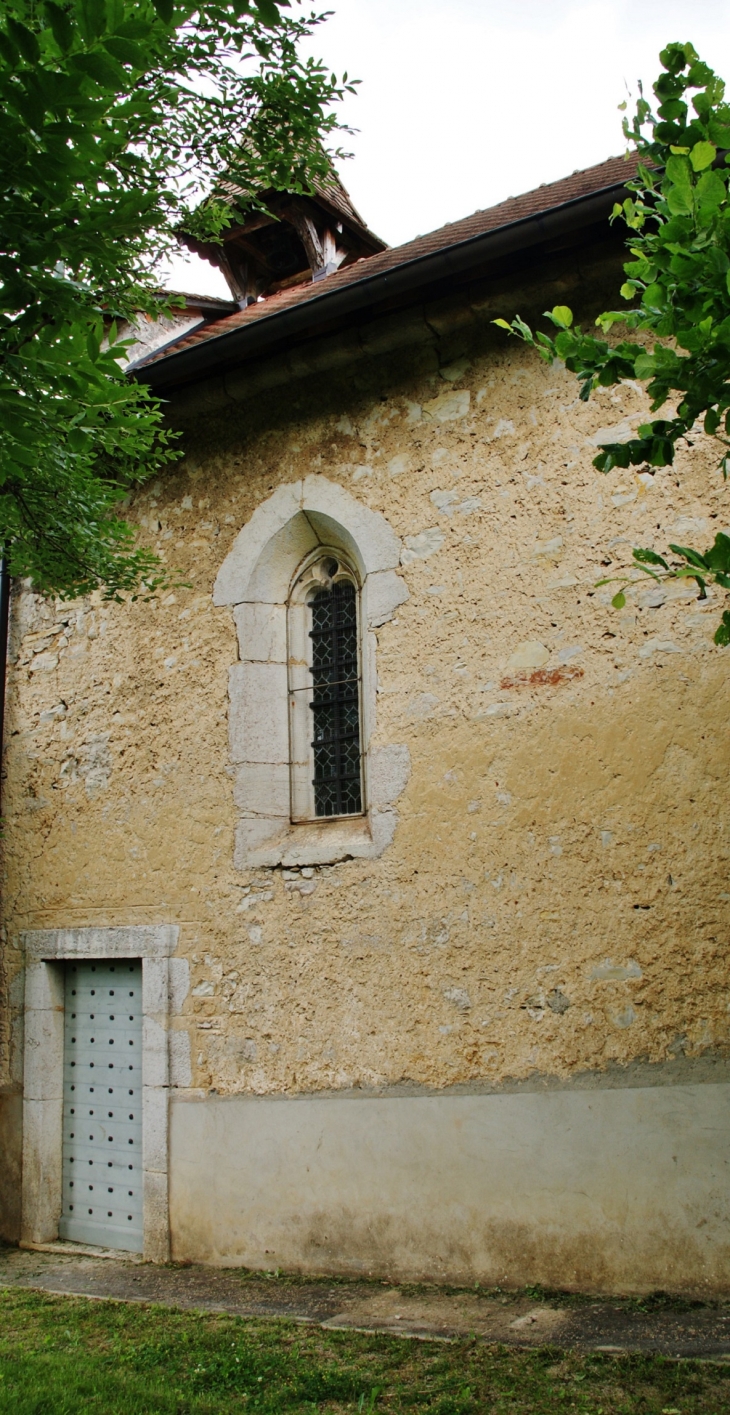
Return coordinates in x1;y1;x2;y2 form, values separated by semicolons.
0;1287;728;1414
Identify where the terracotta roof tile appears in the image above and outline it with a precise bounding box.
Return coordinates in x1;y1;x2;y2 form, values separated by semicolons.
135;153;638;371
222;169;376;238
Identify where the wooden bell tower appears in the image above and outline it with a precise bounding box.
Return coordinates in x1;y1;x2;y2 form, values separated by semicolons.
181;175;387;307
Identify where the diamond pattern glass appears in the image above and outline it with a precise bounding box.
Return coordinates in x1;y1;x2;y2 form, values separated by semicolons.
309;578;362;816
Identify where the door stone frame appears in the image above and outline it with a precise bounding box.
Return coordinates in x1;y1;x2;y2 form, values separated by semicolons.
21;925;178;1262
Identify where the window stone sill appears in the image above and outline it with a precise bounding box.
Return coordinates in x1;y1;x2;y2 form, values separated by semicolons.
234;808;398;869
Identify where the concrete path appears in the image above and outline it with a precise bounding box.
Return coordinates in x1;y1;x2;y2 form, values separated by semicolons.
1;1245;729;1359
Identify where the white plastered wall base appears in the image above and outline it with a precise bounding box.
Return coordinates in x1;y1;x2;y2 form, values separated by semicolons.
214;477;411;868
168;1083;730;1289
21;926;179;1262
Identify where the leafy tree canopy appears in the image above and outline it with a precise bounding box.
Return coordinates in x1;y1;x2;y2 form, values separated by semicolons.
1;0;351;598
497;41;730;645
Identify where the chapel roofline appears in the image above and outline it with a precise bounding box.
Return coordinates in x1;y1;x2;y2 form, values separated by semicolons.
132;153;640;391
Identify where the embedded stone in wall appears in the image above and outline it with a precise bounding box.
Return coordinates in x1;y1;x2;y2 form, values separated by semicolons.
28;653;58;674
505;641;550;674
401;528;444;564
532;537;563;562
638;639;682;658
368;745;411;810
364;570;409;627
443;987;472;1012
590;960;643;982
422;389;471;422
439;358;471;383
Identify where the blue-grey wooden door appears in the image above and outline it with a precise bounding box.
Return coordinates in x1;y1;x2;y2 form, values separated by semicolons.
59;960;143;1252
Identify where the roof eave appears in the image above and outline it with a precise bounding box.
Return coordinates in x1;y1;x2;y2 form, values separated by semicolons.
134;177;631;392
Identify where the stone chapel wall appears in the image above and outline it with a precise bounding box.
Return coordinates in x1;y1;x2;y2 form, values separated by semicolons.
1;253;728;1176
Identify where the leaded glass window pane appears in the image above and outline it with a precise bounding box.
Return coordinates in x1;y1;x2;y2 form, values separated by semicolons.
308;578;362;817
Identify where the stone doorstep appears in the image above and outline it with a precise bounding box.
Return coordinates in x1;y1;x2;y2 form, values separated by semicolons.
19;1240;145;1264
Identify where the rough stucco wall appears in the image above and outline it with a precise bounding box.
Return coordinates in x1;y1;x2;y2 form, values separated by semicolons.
1;290;729;1104
0;1089;22;1241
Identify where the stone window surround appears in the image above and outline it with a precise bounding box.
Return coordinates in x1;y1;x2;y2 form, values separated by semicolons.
21;925;179;1262
214;475;411;869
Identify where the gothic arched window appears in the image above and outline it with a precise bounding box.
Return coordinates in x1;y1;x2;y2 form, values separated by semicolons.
216;475;411;867
288;552;364;821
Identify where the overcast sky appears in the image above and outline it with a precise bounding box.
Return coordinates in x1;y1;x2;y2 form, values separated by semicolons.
162;0;730;297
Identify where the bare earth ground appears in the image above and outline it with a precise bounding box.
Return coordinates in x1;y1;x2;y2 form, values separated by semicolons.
2;1245;729;1358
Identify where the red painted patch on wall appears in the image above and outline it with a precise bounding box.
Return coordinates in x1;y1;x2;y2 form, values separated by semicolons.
500;666;584;690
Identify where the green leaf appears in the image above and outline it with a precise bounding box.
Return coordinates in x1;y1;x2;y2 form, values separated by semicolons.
104;35;146;66
687;60;714;86
690;139;717;171
75;0;108;41
665;154;693;190
668;543;709;569
254;0;282;25
151;0;175;23
713;610;730;646
633;548;669;570
492;319;513;331
666;184;694;216
69;50;126;86
634;353;657;379
113;17;153;37
7;16;40;62
705;531;730;573
508;315;537;343
660;42;690;74
0;30;18;65
549;306;573;329
642;282;665;310
695;168;726;209
44;1;75;51
611;591;626;609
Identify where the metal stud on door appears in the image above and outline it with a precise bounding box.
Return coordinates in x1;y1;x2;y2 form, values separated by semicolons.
60;960;143;1252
